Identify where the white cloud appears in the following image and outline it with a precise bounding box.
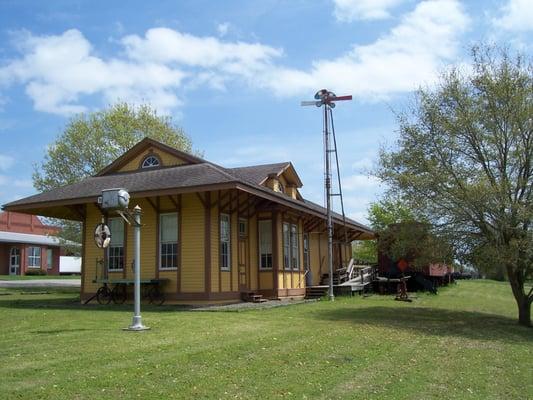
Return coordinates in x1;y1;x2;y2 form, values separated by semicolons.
0;155;14;171
217;22;231;37
492;0;533;32
260;0;470;100
0;28;281;115
333;0;405;21
0;1;469;116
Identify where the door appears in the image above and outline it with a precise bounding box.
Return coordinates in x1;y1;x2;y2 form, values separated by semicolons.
238;218;248;291
9;247;20;275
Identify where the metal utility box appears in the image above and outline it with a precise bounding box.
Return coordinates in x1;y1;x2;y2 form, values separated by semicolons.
99;188;130;211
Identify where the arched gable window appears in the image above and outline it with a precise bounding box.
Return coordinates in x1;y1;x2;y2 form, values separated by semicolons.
141;155;160;168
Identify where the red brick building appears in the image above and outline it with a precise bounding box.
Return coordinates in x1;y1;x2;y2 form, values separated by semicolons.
0;211;62;276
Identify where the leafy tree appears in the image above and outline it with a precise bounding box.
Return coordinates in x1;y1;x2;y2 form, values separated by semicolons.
33;102;193;250
353;199;416;263
378;46;533;326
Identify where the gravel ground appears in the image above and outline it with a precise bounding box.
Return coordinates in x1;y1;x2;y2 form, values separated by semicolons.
0;279;80;288
192;298;318;311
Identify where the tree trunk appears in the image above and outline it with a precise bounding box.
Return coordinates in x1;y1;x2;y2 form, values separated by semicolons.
507;265;532;327
517;298;531;327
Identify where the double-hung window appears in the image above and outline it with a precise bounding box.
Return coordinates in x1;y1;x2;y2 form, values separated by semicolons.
160;213;178;270
258;220;272;269
28;247;41;268
283;222;300;270
303;233;310;270
220;213;231;270
290;225;299;270
107;217;124;271
283;223;291;270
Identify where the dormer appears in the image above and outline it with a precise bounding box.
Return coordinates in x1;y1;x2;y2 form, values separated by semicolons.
261;163;303;200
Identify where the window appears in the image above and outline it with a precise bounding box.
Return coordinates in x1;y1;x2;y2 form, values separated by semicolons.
278;182;285;193
283;223;291;270
291;225;299;270
238;218;247;238
258;220;272;269
28;247;41;268
47;249;53;270
107;217;124;271
141;155;160;168
283;222;300;270
160;213;178;270
220;213;231;270
303;233;310;270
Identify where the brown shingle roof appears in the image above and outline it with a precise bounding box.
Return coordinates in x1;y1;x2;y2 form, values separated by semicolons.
5;163;236;207
3;140;373;237
227;162;290;185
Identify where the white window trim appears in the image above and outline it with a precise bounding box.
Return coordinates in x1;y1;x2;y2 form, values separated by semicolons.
283;222;300;271
283;223;291;271
220;213;231;271
291;224;300;270
159;212;179;271
28;246;41;268
258;220;273;270
303;233;310;270
141;155;160;168
107;217;124;272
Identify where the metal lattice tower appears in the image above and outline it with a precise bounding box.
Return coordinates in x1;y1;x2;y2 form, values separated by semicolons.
302;89;352;301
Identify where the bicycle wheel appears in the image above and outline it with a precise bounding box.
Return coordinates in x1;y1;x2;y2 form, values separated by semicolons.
112;285;127;304
148;286;165;306
96;286;112;305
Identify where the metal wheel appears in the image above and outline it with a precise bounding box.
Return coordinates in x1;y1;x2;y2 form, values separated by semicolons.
148;286;165;306
111;284;127;304
96;286;112;305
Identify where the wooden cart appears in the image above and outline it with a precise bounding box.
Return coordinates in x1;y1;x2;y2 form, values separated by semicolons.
92;278;169;305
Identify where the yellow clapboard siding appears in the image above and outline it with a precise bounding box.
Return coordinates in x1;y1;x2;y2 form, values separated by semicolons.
210;204;219;292
83;204;105;293
118;147;187;173
249;214;258;290
180;193;205;293
231;210;238;291
259;271;273;289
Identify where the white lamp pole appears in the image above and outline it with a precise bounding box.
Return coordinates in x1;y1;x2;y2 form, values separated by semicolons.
125;205;149;331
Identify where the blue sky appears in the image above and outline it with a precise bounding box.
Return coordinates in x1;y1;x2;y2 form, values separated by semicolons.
0;0;531;223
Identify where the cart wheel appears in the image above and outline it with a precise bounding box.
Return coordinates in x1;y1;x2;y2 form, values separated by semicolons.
112;285;127;304
96;286;112;305
148;286;165;306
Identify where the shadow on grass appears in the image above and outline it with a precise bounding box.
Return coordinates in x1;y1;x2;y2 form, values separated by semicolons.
315;306;533;343
0;296;195;313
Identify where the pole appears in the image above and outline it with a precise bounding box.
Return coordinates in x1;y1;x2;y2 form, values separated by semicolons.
324;103;335;301
125;205;149;331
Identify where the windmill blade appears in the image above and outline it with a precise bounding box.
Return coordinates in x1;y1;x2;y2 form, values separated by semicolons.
301;100;320;106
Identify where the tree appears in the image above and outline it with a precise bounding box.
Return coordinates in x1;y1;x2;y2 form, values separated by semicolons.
378;45;533;326
353;199;416;263
33;103;193;249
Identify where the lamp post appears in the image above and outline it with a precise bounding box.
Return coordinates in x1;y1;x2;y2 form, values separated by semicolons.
124;205;149;331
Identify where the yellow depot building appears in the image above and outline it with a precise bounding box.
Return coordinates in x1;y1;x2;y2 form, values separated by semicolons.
4;138;374;304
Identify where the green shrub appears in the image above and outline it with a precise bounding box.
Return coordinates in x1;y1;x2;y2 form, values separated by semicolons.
25;269;47;276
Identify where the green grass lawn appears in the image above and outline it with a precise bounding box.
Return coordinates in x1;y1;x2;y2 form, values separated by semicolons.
0;274;80;280
0;281;531;400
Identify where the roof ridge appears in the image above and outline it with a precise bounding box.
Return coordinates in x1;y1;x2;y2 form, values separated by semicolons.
229;161;291;169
